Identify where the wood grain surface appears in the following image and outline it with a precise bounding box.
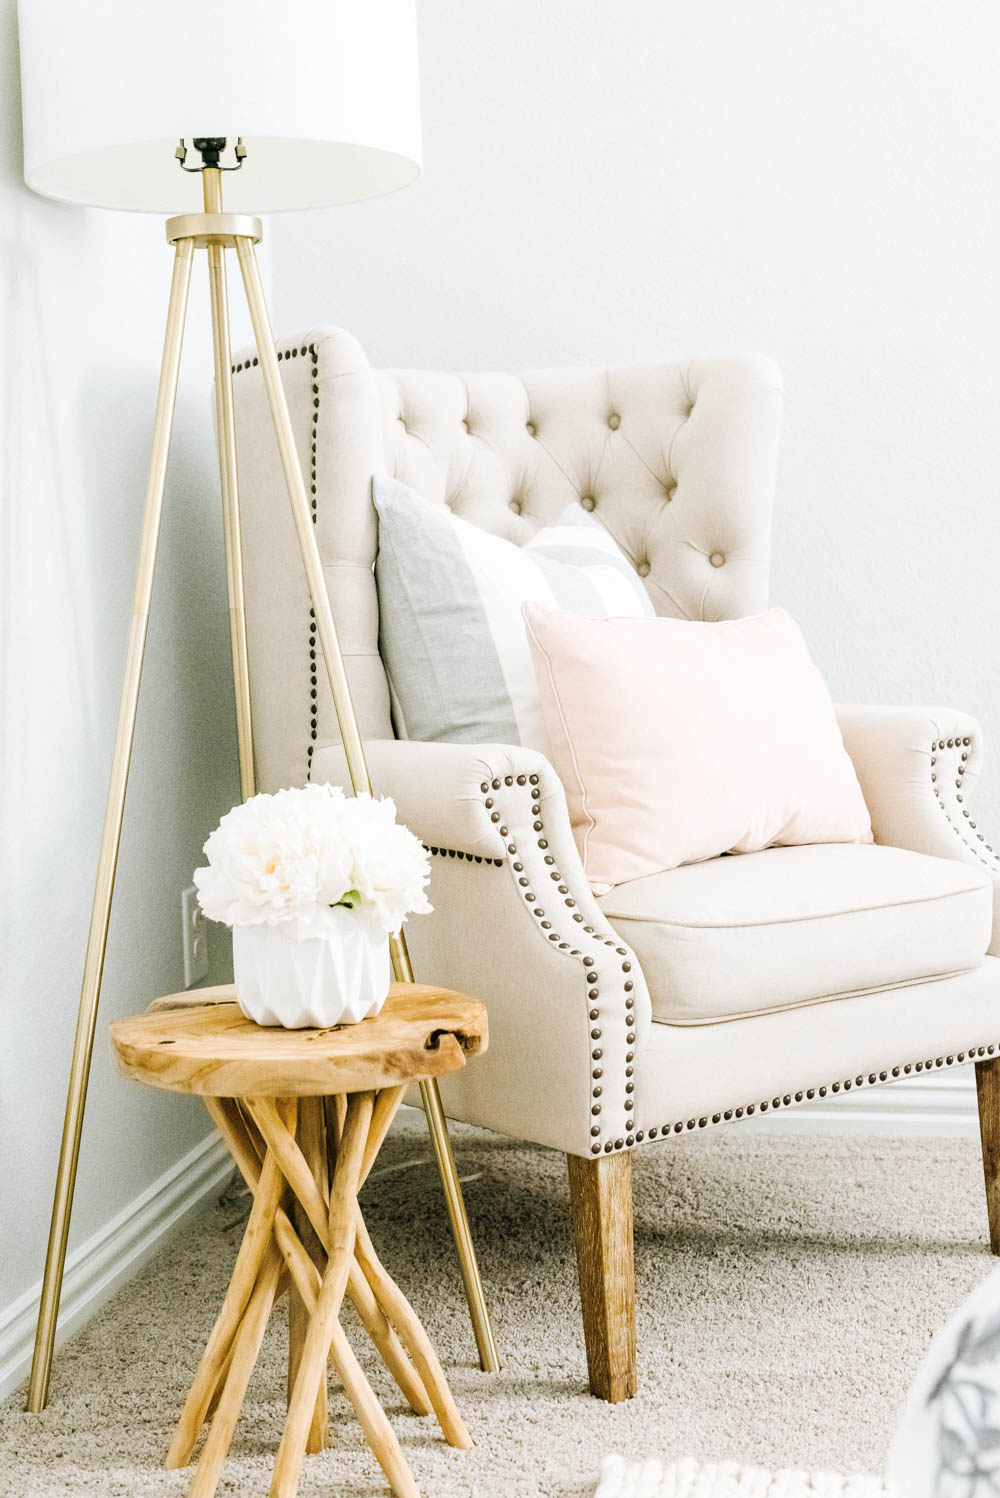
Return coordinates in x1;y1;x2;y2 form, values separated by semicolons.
976;1056;1000;1256
110;984;488;1097
567;1151;636;1403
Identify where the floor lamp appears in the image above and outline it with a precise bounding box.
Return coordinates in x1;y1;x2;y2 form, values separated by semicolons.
18;0;499;1412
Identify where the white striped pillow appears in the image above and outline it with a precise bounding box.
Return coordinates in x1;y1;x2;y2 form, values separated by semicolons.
373;475;654;749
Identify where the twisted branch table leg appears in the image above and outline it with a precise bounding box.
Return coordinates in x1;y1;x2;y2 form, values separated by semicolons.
288;1097;329;1453
212;1096;432;1418
354;1211;473;1450
180;1087;471;1498
269;1091;373;1498
166;1144;286;1468
188;1242;285;1498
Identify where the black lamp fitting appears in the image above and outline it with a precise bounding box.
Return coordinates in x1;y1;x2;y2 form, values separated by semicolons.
175;138;247;173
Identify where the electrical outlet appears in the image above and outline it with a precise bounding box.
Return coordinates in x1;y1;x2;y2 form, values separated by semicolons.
182;884;209;988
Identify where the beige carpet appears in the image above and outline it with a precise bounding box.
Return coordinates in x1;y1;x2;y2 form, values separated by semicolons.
1;1116;992;1497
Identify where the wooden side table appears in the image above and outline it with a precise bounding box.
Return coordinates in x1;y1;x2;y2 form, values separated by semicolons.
110;983;488;1498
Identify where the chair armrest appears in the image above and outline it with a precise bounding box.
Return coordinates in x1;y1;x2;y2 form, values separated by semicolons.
310;739;651;1158
318;739;527;863
836;704;1000;952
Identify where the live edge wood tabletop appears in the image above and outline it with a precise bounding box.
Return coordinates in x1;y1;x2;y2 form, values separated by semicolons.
109;982;489;1498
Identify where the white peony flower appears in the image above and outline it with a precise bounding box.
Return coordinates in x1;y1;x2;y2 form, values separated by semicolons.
194;783;431;940
340;793;434;934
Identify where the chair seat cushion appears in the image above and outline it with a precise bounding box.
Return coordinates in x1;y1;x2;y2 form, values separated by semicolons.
598;843;993;1025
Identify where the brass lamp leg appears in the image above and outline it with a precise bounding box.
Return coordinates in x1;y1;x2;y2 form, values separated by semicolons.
27;240;196;1412
233;236;500;1375
203;168;255;802
418;1069;501;1372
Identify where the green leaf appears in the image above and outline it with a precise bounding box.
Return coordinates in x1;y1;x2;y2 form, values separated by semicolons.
334;890;361;910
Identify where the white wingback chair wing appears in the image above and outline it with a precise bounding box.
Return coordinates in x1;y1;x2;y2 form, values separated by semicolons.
231;329;1000;1402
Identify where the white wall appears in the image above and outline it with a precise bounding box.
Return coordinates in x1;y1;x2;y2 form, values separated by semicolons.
0;0;250;1387
269;0;1000;1127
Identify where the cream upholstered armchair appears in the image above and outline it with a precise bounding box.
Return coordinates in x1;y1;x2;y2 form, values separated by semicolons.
231;329;1000;1403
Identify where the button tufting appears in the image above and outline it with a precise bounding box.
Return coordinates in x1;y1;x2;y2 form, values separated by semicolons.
665;483;677;500
607;413;620;430
637;559;651;578
509;498;522;514
709;551;725;568
526;420;536;436
462;418;470;432
581;495;596;511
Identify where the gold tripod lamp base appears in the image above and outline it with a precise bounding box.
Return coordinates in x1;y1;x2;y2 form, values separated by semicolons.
26;163;499;1413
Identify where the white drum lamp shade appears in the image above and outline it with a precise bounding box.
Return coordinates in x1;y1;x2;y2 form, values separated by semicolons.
17;0;422;212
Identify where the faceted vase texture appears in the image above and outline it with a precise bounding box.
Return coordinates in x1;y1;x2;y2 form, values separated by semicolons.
232;907;391;1028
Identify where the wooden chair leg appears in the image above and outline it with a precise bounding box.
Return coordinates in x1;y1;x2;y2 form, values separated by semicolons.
976;1058;1000;1254
566;1152;636;1403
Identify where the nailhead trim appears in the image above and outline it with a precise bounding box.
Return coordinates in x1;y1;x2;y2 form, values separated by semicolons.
230;340;309;377
929;734;999;866
641;1043;999;1145
477;771;635;1154
306;345;319;779
231;342;321;782
424;845;503;867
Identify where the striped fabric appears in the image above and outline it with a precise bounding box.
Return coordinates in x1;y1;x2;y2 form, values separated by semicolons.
373;475;654;749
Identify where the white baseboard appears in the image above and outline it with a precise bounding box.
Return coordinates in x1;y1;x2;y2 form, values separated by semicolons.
749;1069;980;1138
0;1130;231;1403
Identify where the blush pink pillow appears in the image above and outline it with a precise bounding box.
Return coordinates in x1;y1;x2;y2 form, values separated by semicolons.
523;603;872;892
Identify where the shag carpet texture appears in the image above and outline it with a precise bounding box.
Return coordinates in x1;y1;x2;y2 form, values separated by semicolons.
1;1116;990;1495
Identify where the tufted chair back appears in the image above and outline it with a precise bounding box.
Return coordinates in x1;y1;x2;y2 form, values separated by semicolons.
231;328;783;792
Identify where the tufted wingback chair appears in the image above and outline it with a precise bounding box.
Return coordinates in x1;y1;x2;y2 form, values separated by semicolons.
231;329;1000;1402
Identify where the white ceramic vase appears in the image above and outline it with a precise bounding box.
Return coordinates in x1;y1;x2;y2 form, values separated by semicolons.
232;907;391;1029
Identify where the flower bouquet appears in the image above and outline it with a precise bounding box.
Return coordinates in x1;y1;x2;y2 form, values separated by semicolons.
194;783;432;1028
